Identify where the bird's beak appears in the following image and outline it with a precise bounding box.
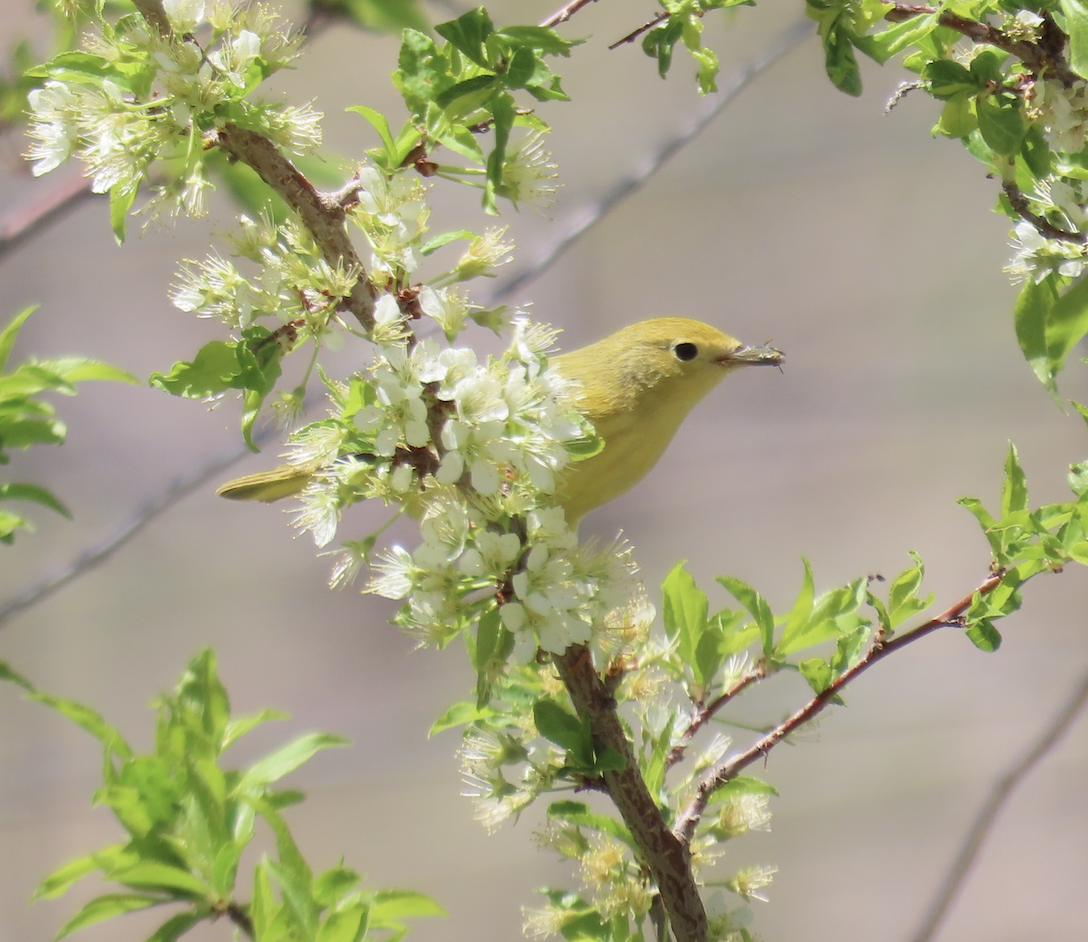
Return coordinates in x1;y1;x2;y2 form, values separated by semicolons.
718;343;784;368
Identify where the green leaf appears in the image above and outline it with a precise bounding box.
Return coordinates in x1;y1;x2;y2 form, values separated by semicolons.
886;551;933;628
965;618;1002;652
936;91;977;138
223;709;288;750
1019;124;1052;178
484;90;515;211
1001;443;1029;516
348;106;396;155
26;689;131;759
492;25;577;58
333;0;429;33
369;889;445;921
150;333;283;450
798;656;833;695
264;857;320;942
316;904;369;942
532;698;584;754
235;733;348;794
33;845;131;900
428;699;494;735
823;26;862;96
0;482;70;518
1014;275;1060;398
716;575;775;656
146;912;207;942
313;865;362;907
435;8;495;68
661;562;708;665
694;624;725;691
419;229;475;255
1047;274;1088;379
394;30;453;117
778;577;867;656
957;496;1005;561
642;16;684;79
779;558;815;650
976;92;1026;158
149;341;246;399
110;861;210;899
545;800;636;850
474;605;502;708
55;893;165;939
38;356;137;384
109;184;136;244
251;863;282;942
705;775;778;804
1061;0;1088;77
0;305;36;372
922;58;976;99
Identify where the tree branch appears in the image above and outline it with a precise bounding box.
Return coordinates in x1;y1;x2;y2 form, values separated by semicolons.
0;167;97;266
908;663;1088;942
1002;180;1087;243
554;643;708;942
673;570;1008;844
888;4;1080;86
214;124;377;330
132;0;172;37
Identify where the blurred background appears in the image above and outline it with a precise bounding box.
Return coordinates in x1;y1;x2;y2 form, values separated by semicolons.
0;2;1086;941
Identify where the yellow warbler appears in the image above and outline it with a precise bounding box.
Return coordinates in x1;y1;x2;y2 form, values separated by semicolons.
217;318;783;523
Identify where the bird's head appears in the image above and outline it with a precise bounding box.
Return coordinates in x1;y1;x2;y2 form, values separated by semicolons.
603;317;783;405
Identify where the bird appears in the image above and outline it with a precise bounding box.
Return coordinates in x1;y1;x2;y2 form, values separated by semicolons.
216;317;783;524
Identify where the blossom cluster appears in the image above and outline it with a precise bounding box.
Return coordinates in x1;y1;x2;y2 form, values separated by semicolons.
291;318;638;657
1031;77;1088;155
27;0;310;217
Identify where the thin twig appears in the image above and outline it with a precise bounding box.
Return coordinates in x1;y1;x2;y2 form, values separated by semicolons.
907;664;1088;942
0;442;254;626
0;168;98;266
540;0;599;29
489;17;813;303
673;570;1008;844
609;11;668;50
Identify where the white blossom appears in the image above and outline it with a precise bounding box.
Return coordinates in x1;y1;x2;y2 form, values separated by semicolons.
499;132;559;213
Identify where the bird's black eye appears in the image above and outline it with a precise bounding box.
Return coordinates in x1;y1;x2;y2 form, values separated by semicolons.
673;342;698;362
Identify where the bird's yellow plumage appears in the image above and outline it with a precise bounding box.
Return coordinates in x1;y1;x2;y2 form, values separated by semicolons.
217;318;783;523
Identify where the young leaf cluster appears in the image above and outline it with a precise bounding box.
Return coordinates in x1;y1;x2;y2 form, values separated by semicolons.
802;1;1088;396
0;306;134;543
0;649;441;942
382;6;575;211
638;0;754;95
